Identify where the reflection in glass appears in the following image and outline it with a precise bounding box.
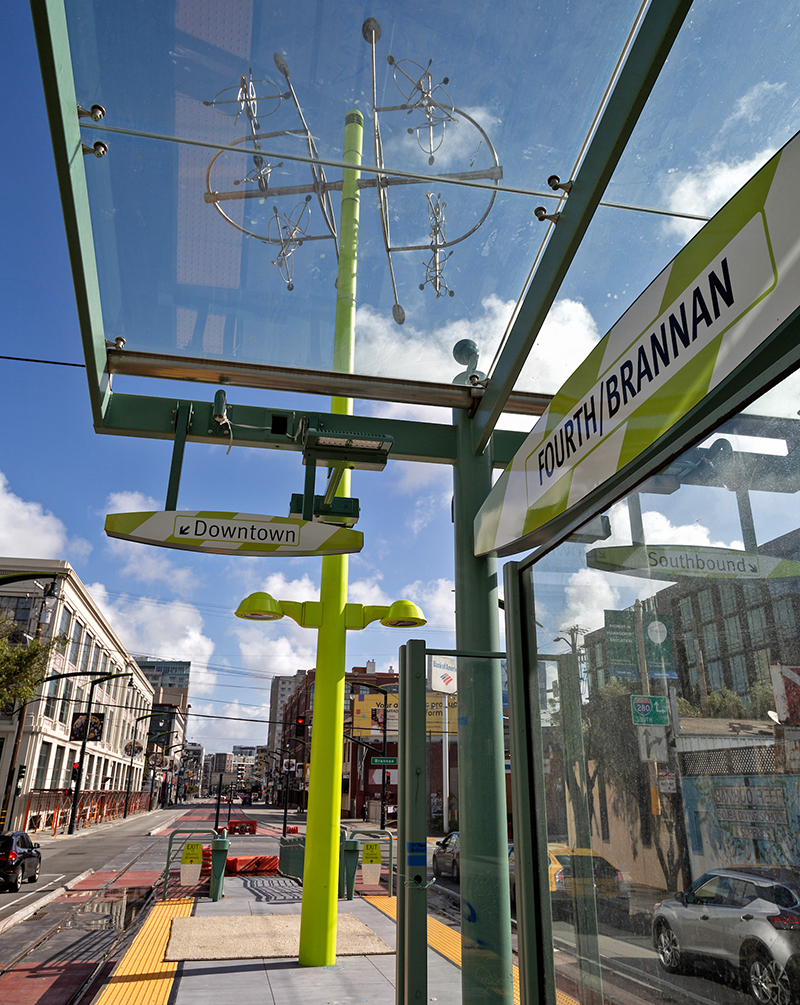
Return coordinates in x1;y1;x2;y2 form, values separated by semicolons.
529;367;800;1002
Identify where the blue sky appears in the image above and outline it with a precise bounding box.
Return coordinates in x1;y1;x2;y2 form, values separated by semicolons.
2;2;800;750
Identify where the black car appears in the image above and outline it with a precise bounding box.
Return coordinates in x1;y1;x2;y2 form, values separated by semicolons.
0;831;41;892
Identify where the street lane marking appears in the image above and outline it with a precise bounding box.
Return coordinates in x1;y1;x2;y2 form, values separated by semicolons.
0;874;66;909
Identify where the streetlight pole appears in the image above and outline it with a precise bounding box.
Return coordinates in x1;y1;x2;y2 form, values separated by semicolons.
124;711;166;819
349;679;393;829
68;671;132;834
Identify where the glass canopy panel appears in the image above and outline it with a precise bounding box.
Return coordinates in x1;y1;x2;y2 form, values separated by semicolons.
509;0;800;396
64;0;644;386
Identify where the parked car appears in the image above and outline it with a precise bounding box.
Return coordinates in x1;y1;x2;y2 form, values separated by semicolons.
653;867;800;1003
432;831;460;882
547;843;622;902
509;842;622;908
0;831;42;892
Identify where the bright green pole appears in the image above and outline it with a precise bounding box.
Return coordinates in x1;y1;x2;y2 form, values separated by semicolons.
299;109;363;967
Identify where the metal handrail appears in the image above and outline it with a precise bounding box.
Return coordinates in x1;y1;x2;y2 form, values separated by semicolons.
346;828;394;895
163;828;219;900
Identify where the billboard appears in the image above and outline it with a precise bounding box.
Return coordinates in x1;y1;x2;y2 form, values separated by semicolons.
70;711;104;742
351;693;458;737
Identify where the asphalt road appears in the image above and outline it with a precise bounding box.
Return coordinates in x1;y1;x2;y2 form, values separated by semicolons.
0;804;185;926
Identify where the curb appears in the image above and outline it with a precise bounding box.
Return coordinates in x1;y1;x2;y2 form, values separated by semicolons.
0;867;94;937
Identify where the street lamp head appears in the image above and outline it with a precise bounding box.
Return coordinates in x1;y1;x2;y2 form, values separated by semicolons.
235;592;284;621
380;600;427;628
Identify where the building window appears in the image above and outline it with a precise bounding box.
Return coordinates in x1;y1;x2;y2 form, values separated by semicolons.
697;590;714;623
724;616;743;652
718;581;738;616
702;623;720;659
59;607;72;636
91;643;101;674
59;678;73;725
743;581;764;607
683;631;696;665
730;655;747;694
754;649;771;683
747;607;768;647
707;660;724;691
34;742;52;789
80;633;92;673
678;596;693;626
43;679;59;719
68;623;83;665
774;597;797;639
50;745;65;789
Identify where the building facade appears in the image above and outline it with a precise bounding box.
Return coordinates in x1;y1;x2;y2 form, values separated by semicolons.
0;558;154;833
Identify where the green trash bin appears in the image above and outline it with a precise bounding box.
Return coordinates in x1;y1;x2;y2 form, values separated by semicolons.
343;839;361;901
210;828;229;902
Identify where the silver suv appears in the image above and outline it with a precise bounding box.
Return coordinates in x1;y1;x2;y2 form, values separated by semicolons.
653;867;800;1004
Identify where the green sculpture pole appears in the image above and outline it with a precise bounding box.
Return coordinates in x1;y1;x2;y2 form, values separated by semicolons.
299;108;363;967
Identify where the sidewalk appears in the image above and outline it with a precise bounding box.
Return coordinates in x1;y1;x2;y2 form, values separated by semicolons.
93;876;464;1005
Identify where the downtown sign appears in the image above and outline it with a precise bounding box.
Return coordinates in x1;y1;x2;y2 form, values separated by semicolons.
475;129;800;556
105;510;363;556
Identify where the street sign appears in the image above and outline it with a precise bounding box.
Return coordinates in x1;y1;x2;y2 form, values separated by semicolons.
105;510;363;556
427;654;458;693
589;544;800;582
658;769;677;793
362;841;382;885
371;756;397;766
638;725;668;762
180;841;203;886
631;694;669;726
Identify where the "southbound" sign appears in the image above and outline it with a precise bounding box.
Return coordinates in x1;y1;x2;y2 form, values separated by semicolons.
104;510;364;556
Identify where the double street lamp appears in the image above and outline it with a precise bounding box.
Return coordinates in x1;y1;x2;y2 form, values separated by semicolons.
123;711;169;818
68;671;134;834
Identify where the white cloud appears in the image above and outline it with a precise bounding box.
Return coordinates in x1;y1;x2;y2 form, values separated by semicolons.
232;619;316;677
382;103;501;173
105;490;161;513
400;577;455;632
254;571;321;603
355;294;600;395
516;299;602;391
0;471;91;561
86;582;216;674
661;148;777;242
186;697;272;747
600;499;743;552
721;81;787;132
560;567;621;636
103;491;201;592
642;510;743;551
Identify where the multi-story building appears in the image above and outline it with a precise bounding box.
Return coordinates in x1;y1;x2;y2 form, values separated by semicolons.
135;658;191;691
232;744;256;757
0;558;154;832
267;669;308;754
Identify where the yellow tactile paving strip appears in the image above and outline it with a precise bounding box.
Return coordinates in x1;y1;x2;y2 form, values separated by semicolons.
363;896;577;1005
93;898;194;1005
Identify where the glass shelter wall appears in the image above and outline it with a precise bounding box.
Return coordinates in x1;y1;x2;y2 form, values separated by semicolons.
522;365;800;1004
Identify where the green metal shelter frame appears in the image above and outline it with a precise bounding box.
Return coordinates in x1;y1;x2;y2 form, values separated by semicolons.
30;0;718;1002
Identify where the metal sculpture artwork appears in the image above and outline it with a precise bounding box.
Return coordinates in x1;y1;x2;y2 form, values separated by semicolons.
203;21;501;320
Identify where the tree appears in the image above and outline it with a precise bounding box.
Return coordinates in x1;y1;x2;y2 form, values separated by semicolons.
0;616;65;707
581;680;689;892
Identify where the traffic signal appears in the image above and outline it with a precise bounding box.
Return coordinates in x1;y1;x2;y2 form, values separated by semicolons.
16;764;27;781
295;715;306;737
71;762;80;782
385;771;391;787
